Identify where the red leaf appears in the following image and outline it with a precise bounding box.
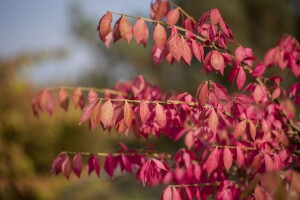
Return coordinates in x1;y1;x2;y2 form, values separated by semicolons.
72;153;83;178
133;18;149;46
192;40;204;62
211;51;225;75
206;147;220;175
172;187;181;200
87;154;100;177
249;120;257;141
155;103;167;128
39;89;54;116
89;100;102;130
104;154;115;177
253;84;264;103
79;99;98;125
119;15;133;43
51;152;67;175
62;155;72;179
152;158;167;171
161;186;172;200
168;32;182;62
234;120;247;138
272;87;281;100
112;17;122;43
252;154;261;172
166;8;180;25
98;12;112;40
223;147;233;172
124;101;133;128
235;46;246;63
252;63;266;77
210;8;221;25
264;154;273;172
88;90;99;104
153;23;167;49
236;68;246;90
208;108;218;133
212;82;229;100
185;187;192;200
58;88;69;112
197;82;209;107
139;100;150;124
236;147;244;168
100;100;114;129
73;87;85;110
181;37;192;65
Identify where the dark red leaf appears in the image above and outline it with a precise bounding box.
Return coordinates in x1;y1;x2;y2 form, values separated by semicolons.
104;154;115;177
72;153;83;178
51;152;68;175
62;155;72;180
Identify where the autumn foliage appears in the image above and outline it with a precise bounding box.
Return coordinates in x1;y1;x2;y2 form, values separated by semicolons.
33;0;300;199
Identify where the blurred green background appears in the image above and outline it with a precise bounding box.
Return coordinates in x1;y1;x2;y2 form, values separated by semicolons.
0;0;299;199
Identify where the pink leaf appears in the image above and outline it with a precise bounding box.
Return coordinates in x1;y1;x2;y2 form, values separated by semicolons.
223;147;233;172
73;87;85;110
168;32;182;62
235;46;246;63
155;103;167;128
100;100;114;129
139;100;150;124
249;120;257;141
211;51;225;74
208;108;218;133
181;37;192;65
192;40;204;62
264;154;273;172
206;147;220;176
197;82;209;107
119;15;133;43
153;23;167;49
79;99;98;125
133;18;149;46
88;90;99;104
234;120;247;138
236;148;244;168
252;63;266;77
98;12;112;41
161;186;172;200
89;100;102;130
124;101;133;128
272;87;281;100
210;8;221;25
62;155;72;180
152;158;167;171
236;68;246;90
166;8;180;25
72;153;83;178
58;88;69;112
